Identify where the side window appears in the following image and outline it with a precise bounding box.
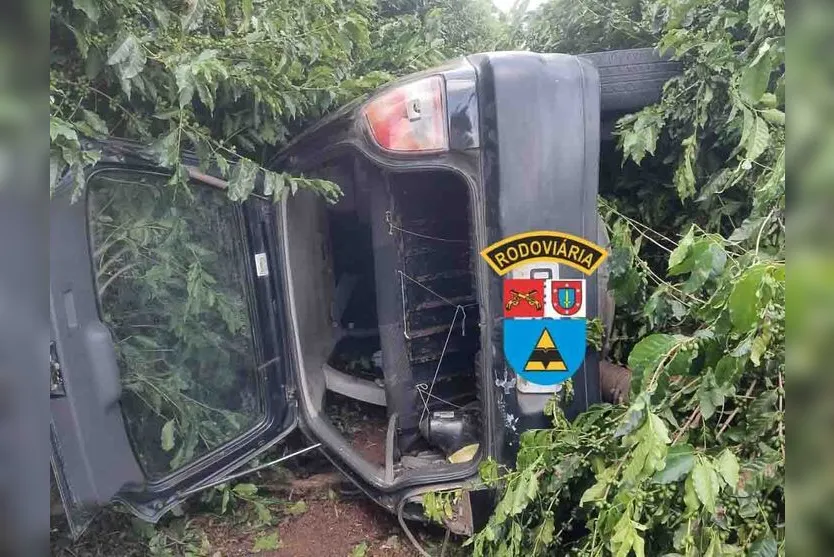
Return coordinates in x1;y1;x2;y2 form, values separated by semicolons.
87;169;263;479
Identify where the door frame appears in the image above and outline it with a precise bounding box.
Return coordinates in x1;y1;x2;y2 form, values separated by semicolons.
50;155;299;534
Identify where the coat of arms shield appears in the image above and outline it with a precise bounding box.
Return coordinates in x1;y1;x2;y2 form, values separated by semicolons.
502;276;587;385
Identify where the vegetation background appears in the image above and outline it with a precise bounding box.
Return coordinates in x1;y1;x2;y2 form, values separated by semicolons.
49;0;785;555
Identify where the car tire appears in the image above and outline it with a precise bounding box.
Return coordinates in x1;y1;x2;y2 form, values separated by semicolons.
580;48;681;115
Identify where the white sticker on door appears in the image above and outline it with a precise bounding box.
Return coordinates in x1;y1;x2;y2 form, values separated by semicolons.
254;253;269;277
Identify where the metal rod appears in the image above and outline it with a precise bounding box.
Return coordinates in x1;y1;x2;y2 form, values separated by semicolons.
179;443;322;497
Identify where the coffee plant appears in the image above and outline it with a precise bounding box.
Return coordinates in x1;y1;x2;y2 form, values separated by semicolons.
49;0;467;202
469;0;784;555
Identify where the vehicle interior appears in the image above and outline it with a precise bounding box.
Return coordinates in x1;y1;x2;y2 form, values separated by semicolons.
280;153;484;486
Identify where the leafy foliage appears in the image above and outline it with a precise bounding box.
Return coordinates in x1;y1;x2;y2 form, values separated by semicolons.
49;0;468;200
470;0;785;555
423;489;462;524
517;0;655;53
88;169;262;475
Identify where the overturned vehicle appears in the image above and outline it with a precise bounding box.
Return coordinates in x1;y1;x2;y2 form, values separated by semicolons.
50;49;676;538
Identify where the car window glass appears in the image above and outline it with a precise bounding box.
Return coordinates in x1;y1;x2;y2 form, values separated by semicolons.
87;169;263;479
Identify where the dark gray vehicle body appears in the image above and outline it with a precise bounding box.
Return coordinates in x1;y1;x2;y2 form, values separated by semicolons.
49;49;677;536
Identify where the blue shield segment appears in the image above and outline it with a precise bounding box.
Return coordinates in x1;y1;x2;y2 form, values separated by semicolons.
557;287;576;310
503;318;586;385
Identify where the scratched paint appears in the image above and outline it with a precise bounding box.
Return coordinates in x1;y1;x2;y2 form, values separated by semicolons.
494;368;516;394
504;412;519;432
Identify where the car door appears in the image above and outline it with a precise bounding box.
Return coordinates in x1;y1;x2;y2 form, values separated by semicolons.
50;150;298;538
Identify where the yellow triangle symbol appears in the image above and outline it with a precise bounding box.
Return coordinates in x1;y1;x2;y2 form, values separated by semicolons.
536;328;556;349
525;328;567;371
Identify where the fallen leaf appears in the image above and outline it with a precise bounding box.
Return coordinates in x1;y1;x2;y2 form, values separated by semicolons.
287;500;308;516
252;532;281;552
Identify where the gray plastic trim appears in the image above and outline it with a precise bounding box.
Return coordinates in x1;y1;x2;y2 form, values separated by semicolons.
323;363;387;406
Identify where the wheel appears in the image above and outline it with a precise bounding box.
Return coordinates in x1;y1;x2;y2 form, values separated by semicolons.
580;48;681;115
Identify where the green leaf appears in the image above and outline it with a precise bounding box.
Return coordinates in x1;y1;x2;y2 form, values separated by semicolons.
253;501;273;524
615;393;649;438
697;380;725;420
748;0;766;27
509;469;538;515
479;458;499;484
738;106;754;156
50;117;78;143
610;513;646;557
627;334;678;394
263;170;286;202
350;542;368;557
729;266;767;332
750;333;769;366
665;345;697;378
684;474;700;514
669;240;703;277
151;130;180;169
153;6;173;27
739;55;771;104
286;500;307;516
622;412;670;485
182;0;210;32
685;242;723;292
215;153;230;178
533;516;555;547
167;162;190;191
79;109;108;137
252;532;281;552
174;64;196;108
233;483;258;497
748;533;777;557
703;534;721;557
241;0;254;31
760;92;778;108
72;0;100;22
228;158;259;202
653;443;695;484
714;355;743;387
161;420;176;452
668;227;695;271
745;115;771;162
580;466;615;505
728;217;765;243
106;34;147;80
618;106;664;165
716;449;740;492
221;488;230;514
760;108;785;126
674;134;697;200
691;457;720;513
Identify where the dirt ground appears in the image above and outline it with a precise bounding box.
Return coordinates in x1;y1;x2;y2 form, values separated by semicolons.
51;446;453;557
346;413;388;467
326;391;389;468
50;396;456;557
256;497;414;557
189;471;422;557
181;493;418;557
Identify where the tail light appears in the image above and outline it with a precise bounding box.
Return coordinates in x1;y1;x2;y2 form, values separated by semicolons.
363;76;448;153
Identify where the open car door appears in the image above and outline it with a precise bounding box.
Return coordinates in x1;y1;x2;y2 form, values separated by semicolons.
50;147;298;537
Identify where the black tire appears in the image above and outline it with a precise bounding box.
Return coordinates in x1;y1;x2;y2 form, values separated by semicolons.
580;48;681;114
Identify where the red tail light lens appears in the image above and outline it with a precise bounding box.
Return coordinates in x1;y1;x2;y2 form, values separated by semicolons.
363;76;448;153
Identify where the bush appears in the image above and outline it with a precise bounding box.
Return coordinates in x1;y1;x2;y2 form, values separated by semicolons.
470;0;785;555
